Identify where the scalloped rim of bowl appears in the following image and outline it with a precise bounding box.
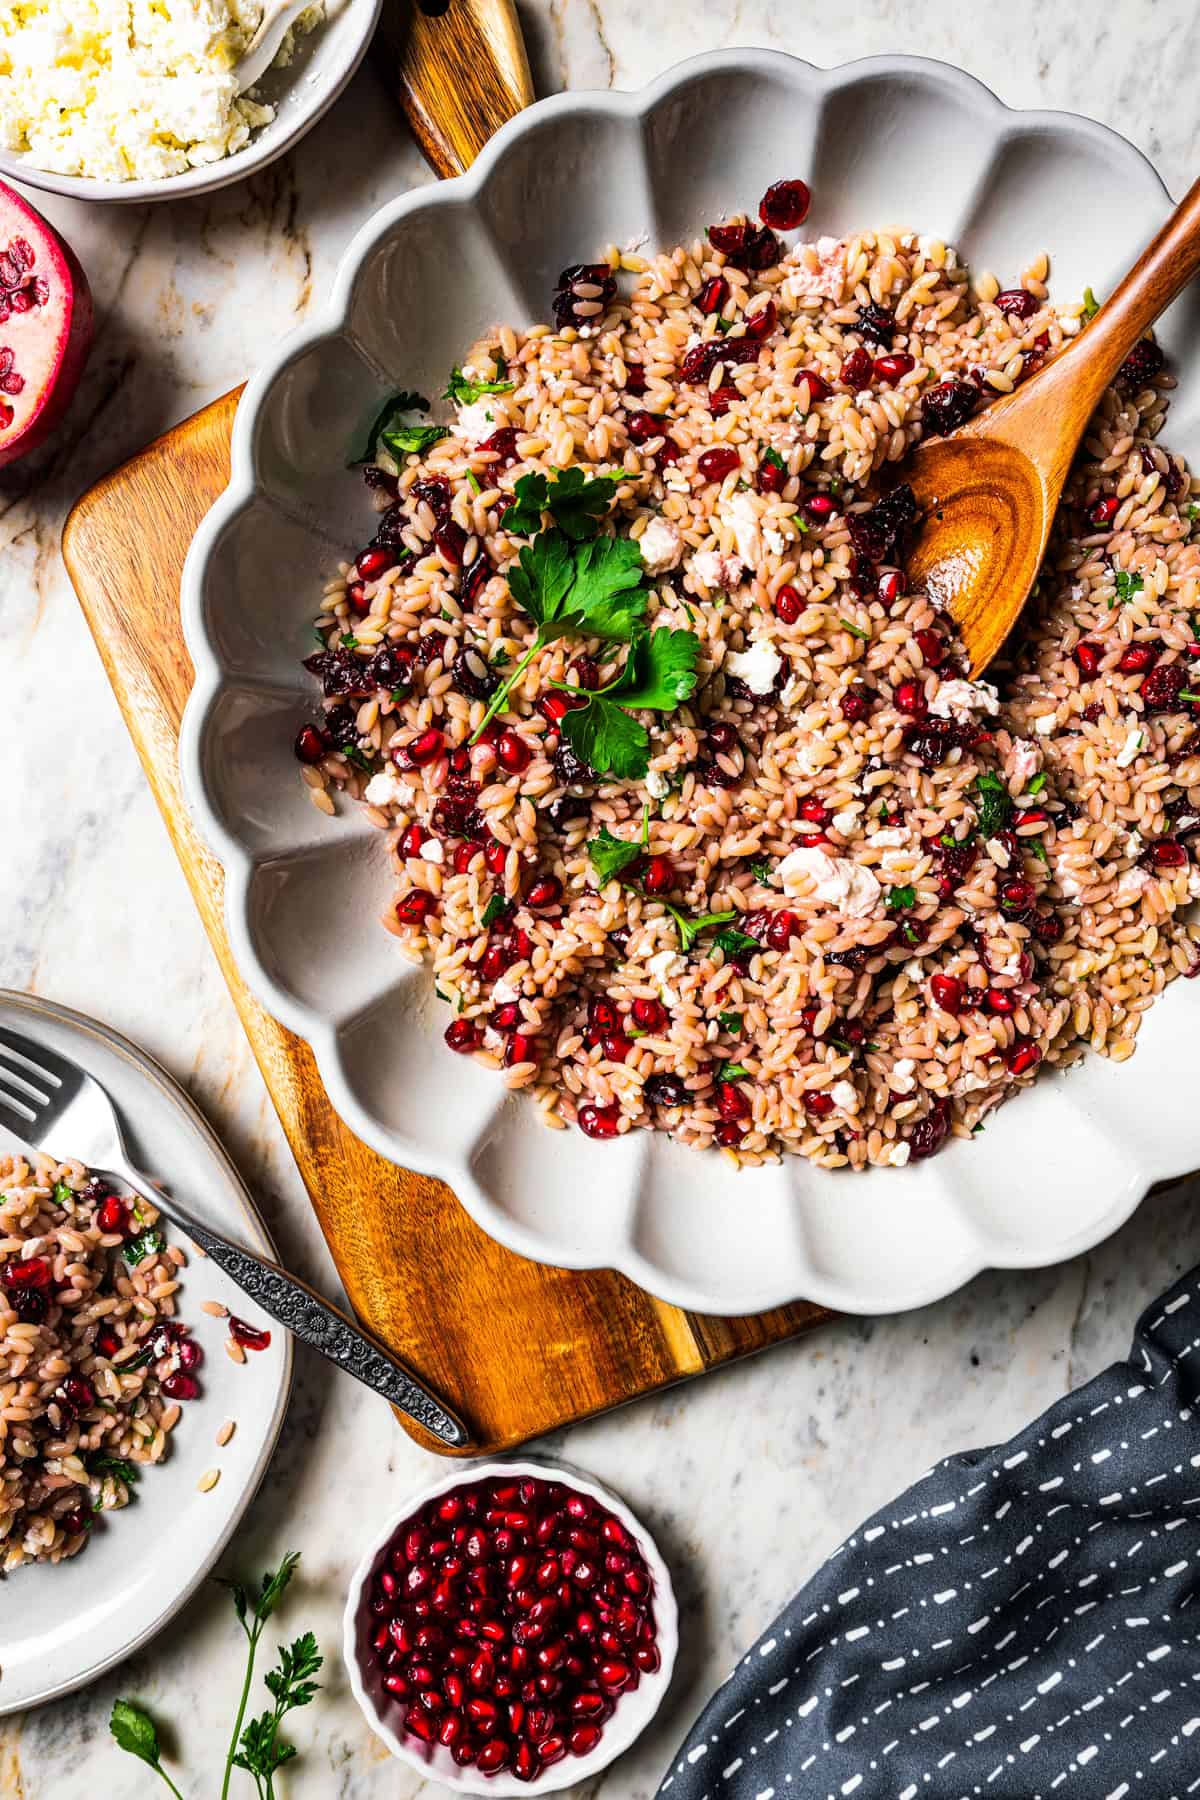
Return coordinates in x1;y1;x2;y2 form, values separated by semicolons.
342;1458;679;1793
180;47;1195;1318
0;0;381;204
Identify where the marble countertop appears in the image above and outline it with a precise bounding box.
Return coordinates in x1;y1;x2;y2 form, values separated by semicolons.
4;1;1200;1794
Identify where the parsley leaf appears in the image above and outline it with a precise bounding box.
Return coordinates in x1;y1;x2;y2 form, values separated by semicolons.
1029;838;1050;867
885;884;916;910
443;365;514;405
504;467;620;541
713;927;760;958
52;1179;73;1205
234;1632;324;1789
718;1010;744;1033
349;390;430;464
466;470;482;494
760;446;787;475
663;905;736;954
339;632;358;648
839;617;871;641
1111;569;1144;608
509;530;648;644
1188;502;1200;522
91;1454;140;1486
718;1061;750;1080
559;629;701;779
973;770;1012;838
587;825;643;885
380;421;450;459
750;858;774;882
110;1701;182;1797
1081;286;1100;321
481;895;509;928
1027;771;1047;795
123;1228;165;1267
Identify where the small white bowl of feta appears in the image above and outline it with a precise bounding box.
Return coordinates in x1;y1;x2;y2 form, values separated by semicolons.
0;0;381;202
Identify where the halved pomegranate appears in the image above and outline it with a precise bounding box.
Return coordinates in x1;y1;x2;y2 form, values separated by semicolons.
0;181;93;468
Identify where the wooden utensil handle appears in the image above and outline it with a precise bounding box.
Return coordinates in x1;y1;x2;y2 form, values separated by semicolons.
373;0;534;178
1051;172;1200;416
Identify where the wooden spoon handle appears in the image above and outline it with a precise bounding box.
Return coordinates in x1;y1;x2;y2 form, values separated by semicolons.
372;0;534;179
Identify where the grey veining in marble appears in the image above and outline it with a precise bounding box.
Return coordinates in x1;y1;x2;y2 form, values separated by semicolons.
2;1;1198;1795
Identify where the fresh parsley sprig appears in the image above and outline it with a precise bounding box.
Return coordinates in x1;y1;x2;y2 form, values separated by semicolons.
557;629;700;780
504;467;620;541
233;1631;323;1796
110;1701;185;1799
662;905;738;955
973;769;1011;839
349;390;442;465
444;362;513;405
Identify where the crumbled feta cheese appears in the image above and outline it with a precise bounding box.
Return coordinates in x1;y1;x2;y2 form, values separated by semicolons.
726;493;765;567
831;1080;859;1112
0;0;324;182
1115;722;1144;768
638;515;683;576
1033;712;1057;736
782;236;848;304
888;1142;912;1167
869;828;907;849
691;548;746;590
904;958;925;980
364;770;408;807
491;977;520;1004
420;839;444;864
777;846;882;917
1011;739;1041;787
456;399;499;446
986;836;1012;869
764;526;787;557
929;678;1000;724
832;804;862;836
644;769;670;801
953;1070;990;1095
1114;867;1152;905
1125;830;1144;857
725;640;782;695
890;1057;917;1096
647;947;685;1007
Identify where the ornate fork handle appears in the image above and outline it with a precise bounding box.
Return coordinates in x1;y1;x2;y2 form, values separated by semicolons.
117;1162;471;1449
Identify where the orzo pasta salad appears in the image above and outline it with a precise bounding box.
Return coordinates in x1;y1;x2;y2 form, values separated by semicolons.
1;1155;202;1570
295;178;1200;1171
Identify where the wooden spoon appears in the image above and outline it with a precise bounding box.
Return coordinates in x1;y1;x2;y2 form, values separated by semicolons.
373;0;533;178
906;176;1200;674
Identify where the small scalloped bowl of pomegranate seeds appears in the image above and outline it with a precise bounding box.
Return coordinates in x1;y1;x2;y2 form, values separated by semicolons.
343;1460;677;1792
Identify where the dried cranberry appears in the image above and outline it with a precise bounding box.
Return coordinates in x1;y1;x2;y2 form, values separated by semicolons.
744;299;777;341
759;179;811;229
1118;337;1165;389
840;348;873;390
1144;837;1189;869
795;368;832;401
679;336;761;384
908;1101;950;1159
626;409;664;444
774;584;802;624
1141;663;1186;711
623;362;647;396
545;794;591;831
855;302;896;346
554;742;592;786
709;384;741;417
477;427;518;468
552;263;618;330
461;553;493;609
413;477;452;520
294;723;330;765
451;646;498;699
995;288;1039;319
921;379;978;436
846;484;919;565
706;221;781;270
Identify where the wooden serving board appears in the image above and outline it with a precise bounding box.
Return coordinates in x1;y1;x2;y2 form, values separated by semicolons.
61;394;830;1455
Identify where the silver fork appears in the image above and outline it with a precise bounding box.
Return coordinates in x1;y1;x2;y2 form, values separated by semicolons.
0;1023;470;1449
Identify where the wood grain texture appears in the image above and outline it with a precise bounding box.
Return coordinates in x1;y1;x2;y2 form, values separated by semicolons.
373;0;534;179
61;394;830;1455
910;173;1200;675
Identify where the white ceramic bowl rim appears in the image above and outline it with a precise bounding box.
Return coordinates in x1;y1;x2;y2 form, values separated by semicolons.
180;48;1197;1319
342;1457;678;1793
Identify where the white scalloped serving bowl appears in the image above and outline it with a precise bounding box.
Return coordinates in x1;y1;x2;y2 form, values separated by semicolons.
180;49;1200;1319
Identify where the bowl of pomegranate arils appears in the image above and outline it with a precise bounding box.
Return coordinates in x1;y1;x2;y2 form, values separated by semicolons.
343;1461;677;1791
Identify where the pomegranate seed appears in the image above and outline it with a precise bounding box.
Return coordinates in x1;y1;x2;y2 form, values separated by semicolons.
96;1194;127;1234
756;455;786;494
346;581;370;616
760;178;811;230
1073;639;1103;675
526;874;563;908
395;890;436;925
641;854;675;894
894;679;927;717
570;1723;603;1756
877;569;906;608
626;409;664;444
598;1659;631;1690
484;839;509;876
631;997;667;1032
1118;642;1159;674
1146;837;1188;869
799;797;829;826
697;446;741;483
840;688;871;722
766;909;800;950
496;730;532;774
999;877;1037;915
602;1033;633;1063
840;348;873;390
914;629;945;667
804;492;836;522
1090;494;1120;526
985;988;1016;1016
356;546;392;580
540;1734;567;1765
873;352;916;383
505;1033;537;1067
405;726;444;767
795;368;831;401
162;1371;199;1400
644;1073;688;1109
445;1018;480;1054
716;1081;751;1122
908;1100;950;1160
634;1641;661;1673
513;1740;540;1781
655;437;682;468
294;723;329;765
1006;1038;1042;1076
399;821;426;859
578;1103;621;1139
96;1327;122;1357
774;583;802;623
475;1739;510;1772
930;974;964;1014
697;274;729;314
